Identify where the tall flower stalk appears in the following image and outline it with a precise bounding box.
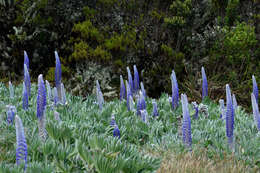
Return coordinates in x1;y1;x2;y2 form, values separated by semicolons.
55;51;62;101
232;94;237;111
133;65;140;94
140;82;146;98
22;82;28;110
251;93;260;131
15;115;28;170
152;99;159;117
24;63;31;97
219;99;225;120
252;75;258;104
225;84;235;150
24;50;29;70
127;67;134;94
120;75;126;101
171;70;179;109
126;81;132;111
181;94;192;150
37;74;47;140
6;105;16;125
201;67;208;99
61;83;67;105
45;80;53;103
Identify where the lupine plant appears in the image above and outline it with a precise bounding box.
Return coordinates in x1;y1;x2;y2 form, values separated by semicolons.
120;75;126;101
140;109;148;123
53;87;59;106
251;93;260;131
126;81;132;111
252;75;258;104
24;64;31;97
110;114;116;126
127;67;134;94
37;74;47;140
140;82;146;98
225;84;235;150
171;70;179;109
113;125;120;138
201;67;208;99
55;51;62;101
133;65;140;94
181;94;192;150
15;115;28;170
191;102;198;119
23;50;29;70
22;82;28;110
9;81;14;99
152;99;159;117
6;105;16;125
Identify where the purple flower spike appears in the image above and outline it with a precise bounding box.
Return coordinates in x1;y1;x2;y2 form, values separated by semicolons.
53;87;59;106
140;82;146;98
37;74;47;119
113;125;120;138
22;82;29;110
6;106;16;125
152;99;159;117
140;109;148;123
201;67;208;99
61;83;67;105
252;75;258;104
225;84;235;150
120;75;126;101
55;51;62;100
251;93;260;131
110;114;116;126
9;81;14;99
191;102;198;119
127;67;134;94
133;65;140;93
96;80;104;110
219;99;225;120
181;94;192;149
171;70;179;109
15;115;27;170
126;81;132;111
140;91;146;110
24;64;31;97
24;51;29;70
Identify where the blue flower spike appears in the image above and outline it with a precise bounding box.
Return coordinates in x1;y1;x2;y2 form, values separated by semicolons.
252;75;258;104
171;70;179;109
133;65;140;94
24;51;29;70
126;81;132;111
37;75;47;140
15;115;28;170
140;109;148;123
110;114;116;126
191;101;198;119
225;84;235;151
140;82;146;98
55;51;62;101
181;94;192;150
22;82;28;110
127;67;134;94
152;99;159;117
24;64;31;97
53;87;59;106
120;75;126;101
251;93;260;131
61;82;67;105
6;105;16;125
201;67;208;99
113;124;120;139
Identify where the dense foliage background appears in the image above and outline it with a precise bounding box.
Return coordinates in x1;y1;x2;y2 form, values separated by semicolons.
0;0;259;108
